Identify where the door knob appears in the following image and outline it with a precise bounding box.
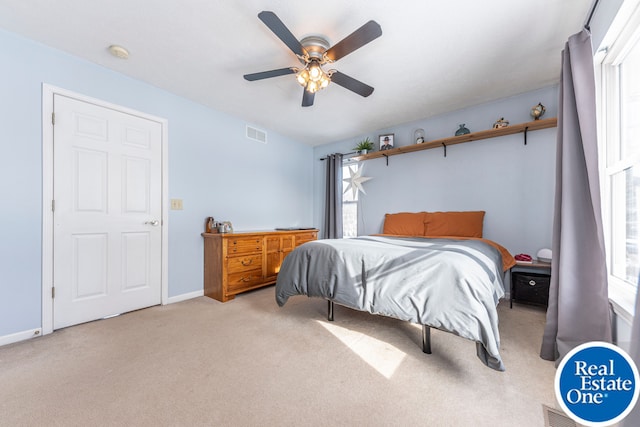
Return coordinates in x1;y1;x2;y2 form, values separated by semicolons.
145;220;160;226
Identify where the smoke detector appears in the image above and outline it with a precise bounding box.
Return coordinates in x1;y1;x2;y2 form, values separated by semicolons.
108;45;129;59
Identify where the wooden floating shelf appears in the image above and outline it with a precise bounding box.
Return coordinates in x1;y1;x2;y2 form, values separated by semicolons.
351;117;557;162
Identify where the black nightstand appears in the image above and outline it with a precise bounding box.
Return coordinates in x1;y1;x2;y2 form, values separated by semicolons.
510;260;551;309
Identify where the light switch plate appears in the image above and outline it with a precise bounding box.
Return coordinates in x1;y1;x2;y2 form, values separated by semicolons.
170;199;183;210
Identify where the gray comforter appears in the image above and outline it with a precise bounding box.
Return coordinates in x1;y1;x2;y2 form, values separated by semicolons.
275;236;506;371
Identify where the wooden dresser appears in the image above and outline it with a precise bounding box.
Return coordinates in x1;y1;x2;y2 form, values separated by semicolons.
202;229;318;302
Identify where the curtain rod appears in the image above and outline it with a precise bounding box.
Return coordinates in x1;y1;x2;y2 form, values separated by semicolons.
319;151;358;161
584;0;600;30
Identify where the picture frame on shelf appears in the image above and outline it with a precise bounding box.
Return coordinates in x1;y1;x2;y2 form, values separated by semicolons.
379;133;394;151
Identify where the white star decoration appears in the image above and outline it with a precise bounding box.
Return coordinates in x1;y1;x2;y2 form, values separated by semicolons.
343;166;372;198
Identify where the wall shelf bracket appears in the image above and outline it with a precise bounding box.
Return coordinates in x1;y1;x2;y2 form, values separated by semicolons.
442;143;447;158
524;126;529;145
382;153;389;166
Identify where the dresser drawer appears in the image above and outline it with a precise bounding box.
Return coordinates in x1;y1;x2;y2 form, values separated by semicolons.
295;232;318;246
227;237;263;255
227;269;263;292
227;254;262;273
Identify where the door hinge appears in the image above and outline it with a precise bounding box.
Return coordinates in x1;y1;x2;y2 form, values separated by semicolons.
52;286;55;299
52;200;55;212
51;112;55;125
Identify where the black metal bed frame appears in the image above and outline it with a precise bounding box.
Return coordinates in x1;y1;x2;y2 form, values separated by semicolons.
327;300;431;354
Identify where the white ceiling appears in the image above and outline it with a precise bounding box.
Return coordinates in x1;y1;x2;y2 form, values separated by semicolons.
0;0;592;146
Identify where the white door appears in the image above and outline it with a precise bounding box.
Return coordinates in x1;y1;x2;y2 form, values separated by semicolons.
52;94;163;329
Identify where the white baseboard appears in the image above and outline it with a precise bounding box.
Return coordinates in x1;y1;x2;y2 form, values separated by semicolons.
166;290;204;305
0;328;42;347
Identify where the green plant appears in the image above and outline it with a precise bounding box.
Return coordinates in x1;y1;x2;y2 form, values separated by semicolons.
354;137;374;152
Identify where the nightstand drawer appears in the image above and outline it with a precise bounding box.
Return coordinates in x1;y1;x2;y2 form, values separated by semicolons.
512;271;550;307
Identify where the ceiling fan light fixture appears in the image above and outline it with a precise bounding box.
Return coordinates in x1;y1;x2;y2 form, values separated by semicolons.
307;80;319;93
308;61;323;81
296;59;332;93
296;69;309;86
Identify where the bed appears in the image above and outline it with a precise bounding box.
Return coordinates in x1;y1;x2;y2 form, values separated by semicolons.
274;211;516;371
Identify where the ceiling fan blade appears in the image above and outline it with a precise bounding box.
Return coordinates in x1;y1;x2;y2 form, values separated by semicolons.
258;11;306;57
325;20;382;62
331;71;374;97
244;68;295;81
302;89;315;107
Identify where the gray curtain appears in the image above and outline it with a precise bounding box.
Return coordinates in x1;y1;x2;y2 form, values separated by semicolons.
540;29;612;362
323;153;343;239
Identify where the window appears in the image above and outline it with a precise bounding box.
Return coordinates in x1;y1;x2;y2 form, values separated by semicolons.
607;37;640;286
599;2;640;313
342;163;358;238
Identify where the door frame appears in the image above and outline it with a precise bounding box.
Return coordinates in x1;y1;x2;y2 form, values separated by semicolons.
41;84;169;335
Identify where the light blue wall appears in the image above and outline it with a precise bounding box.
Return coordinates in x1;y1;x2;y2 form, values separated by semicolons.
0;29;314;337
0;24;584;341
313;86;558;258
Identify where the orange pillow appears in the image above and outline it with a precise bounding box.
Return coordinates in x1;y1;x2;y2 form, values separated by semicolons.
382;212;427;236
424;211;485;238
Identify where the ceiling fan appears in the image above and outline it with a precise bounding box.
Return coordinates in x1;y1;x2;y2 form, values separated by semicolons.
243;11;382;107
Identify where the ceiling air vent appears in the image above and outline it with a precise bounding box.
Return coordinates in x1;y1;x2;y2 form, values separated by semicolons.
246;125;267;144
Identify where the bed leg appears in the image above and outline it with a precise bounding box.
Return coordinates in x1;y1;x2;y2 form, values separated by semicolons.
327;300;334;321
422;325;432;354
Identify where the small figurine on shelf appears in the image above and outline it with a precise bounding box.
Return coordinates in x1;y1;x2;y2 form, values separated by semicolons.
493;117;509;129
455;124;470;136
531;102;546;120
414;128;425;144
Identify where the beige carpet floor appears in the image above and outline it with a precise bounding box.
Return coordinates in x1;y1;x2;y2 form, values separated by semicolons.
0;287;558;426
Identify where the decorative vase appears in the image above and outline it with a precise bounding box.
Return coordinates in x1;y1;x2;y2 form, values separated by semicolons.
455;124;470;136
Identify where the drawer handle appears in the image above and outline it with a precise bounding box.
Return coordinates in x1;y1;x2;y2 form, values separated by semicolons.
241;259;253;266
529;280;537;286
240;275;253;282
